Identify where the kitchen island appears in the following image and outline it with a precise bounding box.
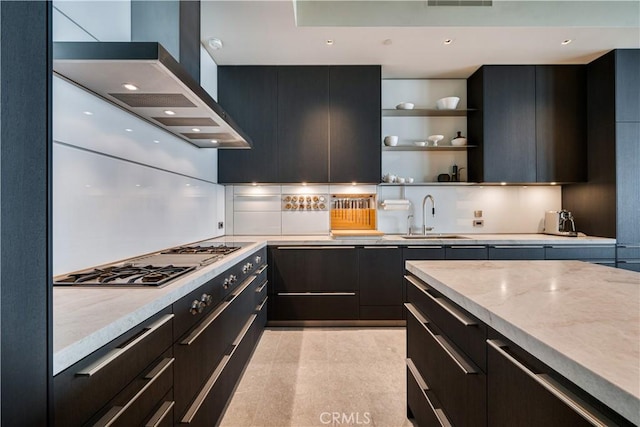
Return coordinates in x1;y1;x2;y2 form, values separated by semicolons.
405;260;640;425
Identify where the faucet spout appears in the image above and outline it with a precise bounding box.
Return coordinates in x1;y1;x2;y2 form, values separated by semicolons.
422;195;435;235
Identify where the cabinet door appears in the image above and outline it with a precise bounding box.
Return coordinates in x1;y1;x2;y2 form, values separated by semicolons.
487;339;613;427
218;66;278;183
329;66;381;183
615;49;640;122
403;246;446;261
535;65;587;183
445;245;488;260
616;122;640;245
477;66;537;183
269;246;357;292
358;246;403;319
277;66;329;183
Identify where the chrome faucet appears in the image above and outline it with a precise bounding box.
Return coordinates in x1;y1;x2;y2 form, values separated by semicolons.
422;195;435;235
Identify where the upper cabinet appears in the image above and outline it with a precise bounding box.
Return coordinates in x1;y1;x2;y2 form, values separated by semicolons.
467;65;586;183
218;66;278;183
218;65;381;184
277;66;330;183
329;66;381;183
615;49;640;122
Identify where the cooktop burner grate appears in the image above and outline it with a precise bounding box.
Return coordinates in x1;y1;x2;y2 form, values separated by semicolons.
54;264;196;287
161;245;241;255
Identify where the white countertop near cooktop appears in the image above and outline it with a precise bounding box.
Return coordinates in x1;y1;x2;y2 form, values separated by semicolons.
52;233;615;375
406;260;640;425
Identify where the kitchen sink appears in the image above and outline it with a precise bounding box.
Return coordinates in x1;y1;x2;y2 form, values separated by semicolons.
400;234;469;239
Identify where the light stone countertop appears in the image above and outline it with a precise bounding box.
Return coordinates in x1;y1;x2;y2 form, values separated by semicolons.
52;233;616;376
406;260;640;425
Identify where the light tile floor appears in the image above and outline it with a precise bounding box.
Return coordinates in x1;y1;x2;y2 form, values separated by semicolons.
219;327;415;427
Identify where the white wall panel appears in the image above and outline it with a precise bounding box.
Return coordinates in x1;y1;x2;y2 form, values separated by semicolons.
53;143;222;275
53;0;131;41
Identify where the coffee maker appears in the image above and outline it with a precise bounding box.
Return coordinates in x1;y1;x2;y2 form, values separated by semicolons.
544;210;578;237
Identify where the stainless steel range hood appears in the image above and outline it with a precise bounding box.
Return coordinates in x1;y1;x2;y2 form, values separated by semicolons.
53;42;252;149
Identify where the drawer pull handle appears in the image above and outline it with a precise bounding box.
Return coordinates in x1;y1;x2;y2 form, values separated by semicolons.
181;315;257;424
255;264;268;275
407;245;443;249
77;314;174;377
449;245;485;249
487;340;611;427
256;281;268;293
145;401;175;427
404;275;476;326
277;292;356;296
491;245;544;249
405;303;477;375
276;246;355;250
406;358;453;427
93;357;174;427
181;275;257;346
256;296;268;312
363;246;399;249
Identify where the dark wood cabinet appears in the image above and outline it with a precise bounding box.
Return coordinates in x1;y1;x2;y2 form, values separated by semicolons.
277;66;330;183
535;65;587;183
358;246;403;320
268;246;358;321
445;245;488;260
329;66;381;183
54;309;174;427
468;65;586;183
563;49;640;258
218;66;278;183
468;65;537;183
489;245;545;260
218;65;381;184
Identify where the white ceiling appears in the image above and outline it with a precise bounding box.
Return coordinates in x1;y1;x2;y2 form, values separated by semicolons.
201;0;640;78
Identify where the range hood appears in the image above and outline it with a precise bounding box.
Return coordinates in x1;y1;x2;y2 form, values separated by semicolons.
53;42;252;149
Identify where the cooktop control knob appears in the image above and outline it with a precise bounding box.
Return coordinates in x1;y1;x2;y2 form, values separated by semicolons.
242;263;253;274
200;293;213;306
229;274;237;284
222;278;230;289
255;255;262;264
190;300;205;315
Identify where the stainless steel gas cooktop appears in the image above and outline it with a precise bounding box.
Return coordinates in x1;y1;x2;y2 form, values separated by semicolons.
53;242;252;287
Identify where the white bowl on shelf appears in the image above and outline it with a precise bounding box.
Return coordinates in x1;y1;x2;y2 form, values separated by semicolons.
427;135;444;146
451;137;467;146
436;97;460;110
396;102;415;110
383;135;399;146
414;141;427;147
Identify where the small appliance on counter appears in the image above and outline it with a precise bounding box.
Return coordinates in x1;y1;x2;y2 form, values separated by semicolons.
544;210;578;237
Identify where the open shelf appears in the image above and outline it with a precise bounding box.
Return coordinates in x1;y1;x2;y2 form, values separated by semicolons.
379;182;475;186
382;109;474;117
382;145;476;151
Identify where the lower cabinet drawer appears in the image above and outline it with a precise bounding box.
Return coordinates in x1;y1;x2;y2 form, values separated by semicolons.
54;309;174;427
271;293;359;320
407;358;452;427
255;278;268;307
617;260;640;272
487;339;627;427
445;245;488;260
174;274;258;419
144;392;175;427
406;275;486;370
545;245;616;261
406;303;486;427
488;245;545;260
90;351;174;427
179;314;260;426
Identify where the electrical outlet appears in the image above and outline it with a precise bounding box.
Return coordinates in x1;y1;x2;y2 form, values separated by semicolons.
218;221;224;229
473;219;484;227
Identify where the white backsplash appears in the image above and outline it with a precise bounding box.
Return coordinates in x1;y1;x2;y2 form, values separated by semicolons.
226;184;561;236
53;76;224;275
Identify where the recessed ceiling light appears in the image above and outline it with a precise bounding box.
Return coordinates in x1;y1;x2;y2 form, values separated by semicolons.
208;38;223;50
122;83;138;91
561;39;572;45
351;182;357;186
551;182;557;185
210;139;219;144
83;111;93;116
153;140;160;144
252;182;258;186
443;39;453;45
125;128;133;132
185;183;191;187
135;184;141;187
500;182;507;186
192;128;201;132
84;184;91;188
164;110;176;116
326;39;334;46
